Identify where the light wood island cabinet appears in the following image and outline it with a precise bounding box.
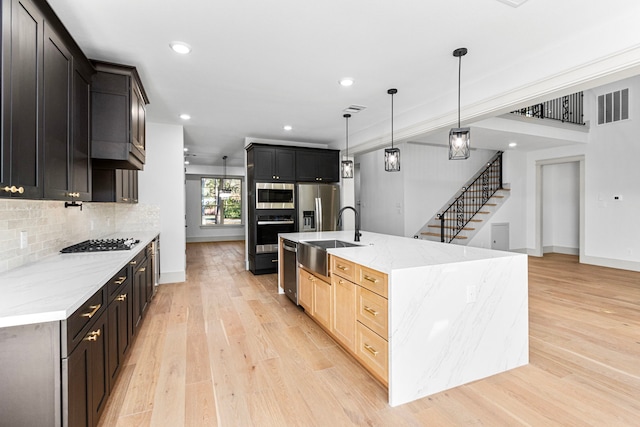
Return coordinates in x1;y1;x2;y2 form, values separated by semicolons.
298;267;332;331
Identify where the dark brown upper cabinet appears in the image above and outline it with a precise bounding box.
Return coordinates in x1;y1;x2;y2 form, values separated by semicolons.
42;22;93;201
249;145;296;182
90;61;149;170
1;0;45;199
295;148;340;183
1;0;93;201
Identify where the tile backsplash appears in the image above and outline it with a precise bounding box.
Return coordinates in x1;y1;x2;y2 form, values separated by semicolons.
0;200;160;274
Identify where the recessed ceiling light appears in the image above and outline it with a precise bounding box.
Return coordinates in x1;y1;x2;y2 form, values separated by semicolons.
179;114;191;120
283;125;293;131
183;147;189;152
184;160;190;165
170;42;192;54
339;78;354;87
509;142;517;147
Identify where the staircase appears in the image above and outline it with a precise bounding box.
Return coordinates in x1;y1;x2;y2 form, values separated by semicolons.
416;151;510;244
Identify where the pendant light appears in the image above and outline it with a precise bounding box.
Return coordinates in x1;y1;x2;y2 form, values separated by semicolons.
220;156;232;199
341;113;354;179
384;88;400;172
449;47;470;160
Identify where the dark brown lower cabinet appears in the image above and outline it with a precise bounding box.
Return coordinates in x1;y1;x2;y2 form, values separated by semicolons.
132;254;149;332
108;280;133;388
65;309;109;427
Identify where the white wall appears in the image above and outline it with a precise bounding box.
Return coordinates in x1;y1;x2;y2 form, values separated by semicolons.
356;145;405;236
542;162;580;253
138;123;186;283
356;142;498;238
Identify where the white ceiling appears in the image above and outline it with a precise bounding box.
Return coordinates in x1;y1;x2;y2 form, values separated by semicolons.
48;0;640;167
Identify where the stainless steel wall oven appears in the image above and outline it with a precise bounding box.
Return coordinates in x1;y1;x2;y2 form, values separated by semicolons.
255;212;295;253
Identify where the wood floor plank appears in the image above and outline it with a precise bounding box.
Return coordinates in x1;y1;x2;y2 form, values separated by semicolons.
101;245;640;426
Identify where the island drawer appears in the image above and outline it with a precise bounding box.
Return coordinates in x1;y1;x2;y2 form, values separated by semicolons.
358;266;388;298
356;321;388;384
356;286;388;339
331;256;356;282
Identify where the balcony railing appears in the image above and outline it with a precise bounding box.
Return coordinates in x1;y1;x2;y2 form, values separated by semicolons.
511;92;584;125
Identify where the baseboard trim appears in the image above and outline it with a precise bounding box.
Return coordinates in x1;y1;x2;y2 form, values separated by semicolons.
186;235;245;243
543;246;579;255
158;271;186;284
580;255;640;273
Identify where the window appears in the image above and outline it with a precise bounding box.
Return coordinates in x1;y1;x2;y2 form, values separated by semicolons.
598;88;629;125
201;177;242;226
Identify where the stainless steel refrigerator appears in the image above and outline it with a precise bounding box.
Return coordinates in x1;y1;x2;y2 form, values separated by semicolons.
297;183;340;232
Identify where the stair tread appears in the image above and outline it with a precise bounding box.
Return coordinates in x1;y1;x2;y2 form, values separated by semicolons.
421;232;468;239
441;211;490;215
428;225;475;230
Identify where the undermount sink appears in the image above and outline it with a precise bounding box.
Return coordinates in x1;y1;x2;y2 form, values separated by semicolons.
304;239;360;249
298;239;361;277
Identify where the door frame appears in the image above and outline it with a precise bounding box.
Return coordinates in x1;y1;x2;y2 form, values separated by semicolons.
534;155;585;262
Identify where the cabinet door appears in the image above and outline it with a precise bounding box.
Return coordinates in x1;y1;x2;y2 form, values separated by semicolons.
274;148;295;181
298;269;313;312
313;276;332;330
331;276;356;351
316;150;340;182
295;150;318;182
67;309;109;427
253;147;276;181
1;0;45;199
42;22;72;200
107;281;132;389
72;61;92;200
131;79;146;163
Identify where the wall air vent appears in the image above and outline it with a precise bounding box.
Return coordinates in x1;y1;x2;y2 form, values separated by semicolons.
343;105;367;114
597;88;629;125
496;0;529;7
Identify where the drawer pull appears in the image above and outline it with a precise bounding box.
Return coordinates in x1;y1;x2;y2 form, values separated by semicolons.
2;185;24;194
363;343;378;356
116;294;127;302
308;276;315;282
130;260;137;265
139;267;146;272
363;275;379;284
271;259;278;263
337;264;349;271
114;276;127;285
339;279;345;284
85;329;101;342
81;304;101;319
363;306;379;316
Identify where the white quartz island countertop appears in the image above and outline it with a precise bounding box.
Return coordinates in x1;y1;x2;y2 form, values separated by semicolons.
0;231;159;328
280;230;529;407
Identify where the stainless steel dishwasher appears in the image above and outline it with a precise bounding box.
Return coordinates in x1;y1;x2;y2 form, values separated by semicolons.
282;239;299;304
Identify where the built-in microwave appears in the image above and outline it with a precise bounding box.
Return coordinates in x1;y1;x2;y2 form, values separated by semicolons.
256;182;295;209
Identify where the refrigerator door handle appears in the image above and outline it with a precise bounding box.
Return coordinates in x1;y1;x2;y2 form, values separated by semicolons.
316;197;322;231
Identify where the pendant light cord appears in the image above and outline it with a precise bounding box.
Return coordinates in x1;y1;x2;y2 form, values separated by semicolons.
346;115;349;158
391;92;394;149
457;55;461;128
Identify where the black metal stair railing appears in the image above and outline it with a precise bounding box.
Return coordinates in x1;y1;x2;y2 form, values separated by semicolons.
438;152;503;243
510;92;584;126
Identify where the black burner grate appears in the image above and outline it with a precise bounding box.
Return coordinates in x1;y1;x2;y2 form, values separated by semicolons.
61;238;140;253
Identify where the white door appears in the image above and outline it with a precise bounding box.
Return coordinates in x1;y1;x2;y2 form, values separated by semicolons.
491;223;509;251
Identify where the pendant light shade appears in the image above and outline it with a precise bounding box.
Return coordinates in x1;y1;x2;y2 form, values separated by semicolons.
341;113;354;179
449;47;470;160
385;88;400;172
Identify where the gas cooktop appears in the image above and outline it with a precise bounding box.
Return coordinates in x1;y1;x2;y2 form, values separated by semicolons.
60;238;140;253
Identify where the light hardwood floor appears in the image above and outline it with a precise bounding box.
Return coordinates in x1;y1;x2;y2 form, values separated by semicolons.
98;243;640;426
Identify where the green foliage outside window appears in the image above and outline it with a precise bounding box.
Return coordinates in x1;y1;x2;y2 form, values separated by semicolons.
201;177;242;225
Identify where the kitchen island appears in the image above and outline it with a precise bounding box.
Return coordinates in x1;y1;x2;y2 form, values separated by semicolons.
279;230;528;407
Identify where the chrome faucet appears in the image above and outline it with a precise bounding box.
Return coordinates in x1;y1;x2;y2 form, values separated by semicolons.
337;206;361;242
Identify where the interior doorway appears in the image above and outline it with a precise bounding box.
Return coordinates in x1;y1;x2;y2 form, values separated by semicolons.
535;156;585;262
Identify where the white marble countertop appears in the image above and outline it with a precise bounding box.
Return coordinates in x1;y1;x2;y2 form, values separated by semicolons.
279;230;520;274
0;231;159;328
